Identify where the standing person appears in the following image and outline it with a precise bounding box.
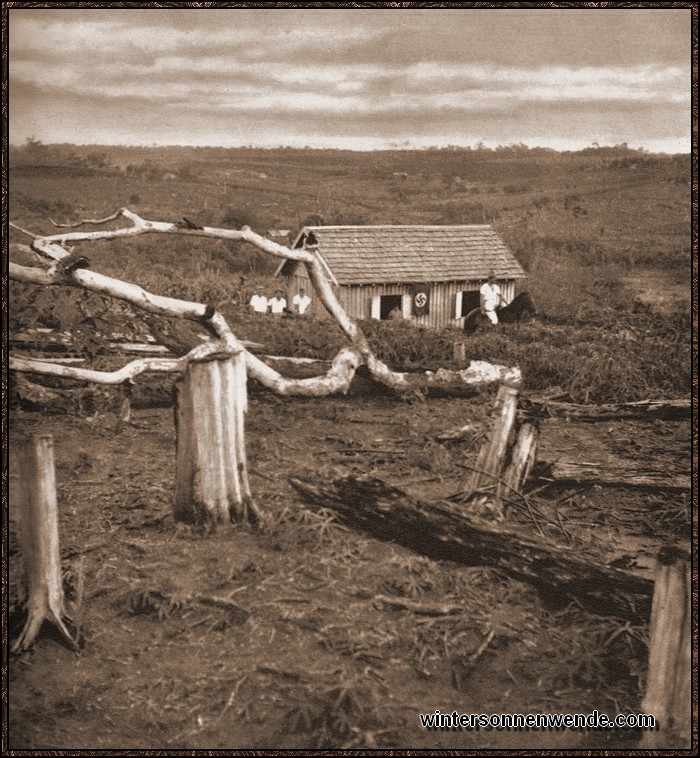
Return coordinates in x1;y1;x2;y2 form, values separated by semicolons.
232;275;248;307
249;286;268;314
480;269;505;325
292;287;312;316
268;289;287;315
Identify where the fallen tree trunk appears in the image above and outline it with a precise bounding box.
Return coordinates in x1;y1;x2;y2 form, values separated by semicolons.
290;475;653;621
521;397;690;422
537;460;690;491
11;374;72;412
11;333;266;356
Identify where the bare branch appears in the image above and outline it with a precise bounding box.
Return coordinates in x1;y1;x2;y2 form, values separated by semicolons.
9;262;54;285
25;208;364;344
11;210;522;397
364;355;522;393
9;341;229;384
246;347;361;397
30;208;311;262
9;221;41;239
10;261;238;349
48;210;125;228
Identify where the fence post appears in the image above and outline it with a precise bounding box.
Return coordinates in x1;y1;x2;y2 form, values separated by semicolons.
453;341;466;363
174;353;258;526
639;545;691;748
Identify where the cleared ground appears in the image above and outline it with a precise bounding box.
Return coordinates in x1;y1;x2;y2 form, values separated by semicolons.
8;384;689;750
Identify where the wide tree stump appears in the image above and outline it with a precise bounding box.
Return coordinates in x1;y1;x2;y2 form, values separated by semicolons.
291;475;653;621
174;354;259;526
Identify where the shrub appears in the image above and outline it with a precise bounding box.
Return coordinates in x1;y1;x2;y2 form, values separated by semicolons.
462;313;690;403
358;319;457;368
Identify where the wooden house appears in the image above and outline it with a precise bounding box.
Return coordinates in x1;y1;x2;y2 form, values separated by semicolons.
276;225;527;330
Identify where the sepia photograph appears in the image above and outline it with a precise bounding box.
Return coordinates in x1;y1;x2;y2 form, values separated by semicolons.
5;3;695;752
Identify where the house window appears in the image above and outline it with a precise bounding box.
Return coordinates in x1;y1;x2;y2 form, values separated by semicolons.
371;294;404;320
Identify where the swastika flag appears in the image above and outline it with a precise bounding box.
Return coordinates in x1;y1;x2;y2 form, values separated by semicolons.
412;284;430;316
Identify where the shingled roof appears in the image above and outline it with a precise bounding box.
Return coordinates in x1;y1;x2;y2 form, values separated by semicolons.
280;225;527;285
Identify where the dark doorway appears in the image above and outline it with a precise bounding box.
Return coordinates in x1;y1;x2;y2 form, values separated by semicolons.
461;290;480;316
380;295;402;320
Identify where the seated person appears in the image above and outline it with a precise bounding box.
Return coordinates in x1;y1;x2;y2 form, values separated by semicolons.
292;287;312;316
268;289;287;315
249;287;268;314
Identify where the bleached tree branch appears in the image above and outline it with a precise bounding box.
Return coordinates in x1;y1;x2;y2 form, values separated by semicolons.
18;209;363;345
10;341;226;384
10;355;184;384
245;347;361;397
10;209;522;396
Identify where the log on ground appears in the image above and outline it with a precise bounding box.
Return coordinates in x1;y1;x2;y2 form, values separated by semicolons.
521;397;690;422
536;460;690;491
290;475;653;621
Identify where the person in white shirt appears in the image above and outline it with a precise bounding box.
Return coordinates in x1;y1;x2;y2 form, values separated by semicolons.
249;287;268;314
268;289;287;315
479;270;505;324
292;288;312;316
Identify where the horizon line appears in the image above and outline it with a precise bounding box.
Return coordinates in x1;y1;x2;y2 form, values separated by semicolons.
8;140;690;156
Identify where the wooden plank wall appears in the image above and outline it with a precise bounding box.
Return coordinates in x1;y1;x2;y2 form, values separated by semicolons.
279;274;517;330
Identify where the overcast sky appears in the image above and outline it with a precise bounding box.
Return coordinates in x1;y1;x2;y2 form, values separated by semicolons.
8;6;693;153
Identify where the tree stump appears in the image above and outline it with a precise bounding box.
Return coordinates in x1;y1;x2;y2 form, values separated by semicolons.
639;546;691;748
174;354;259;526
466;385;520;520
12;434;77;653
502;421;539;496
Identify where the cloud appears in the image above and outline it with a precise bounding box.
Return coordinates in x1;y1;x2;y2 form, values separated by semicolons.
10;7;690;66
8;7;692;153
11;56;686;112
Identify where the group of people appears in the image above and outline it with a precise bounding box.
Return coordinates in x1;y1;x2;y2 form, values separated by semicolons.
249;286;311;316
247;271;502;322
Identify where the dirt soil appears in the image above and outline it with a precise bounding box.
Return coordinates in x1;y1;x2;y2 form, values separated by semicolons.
7;385;691;750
